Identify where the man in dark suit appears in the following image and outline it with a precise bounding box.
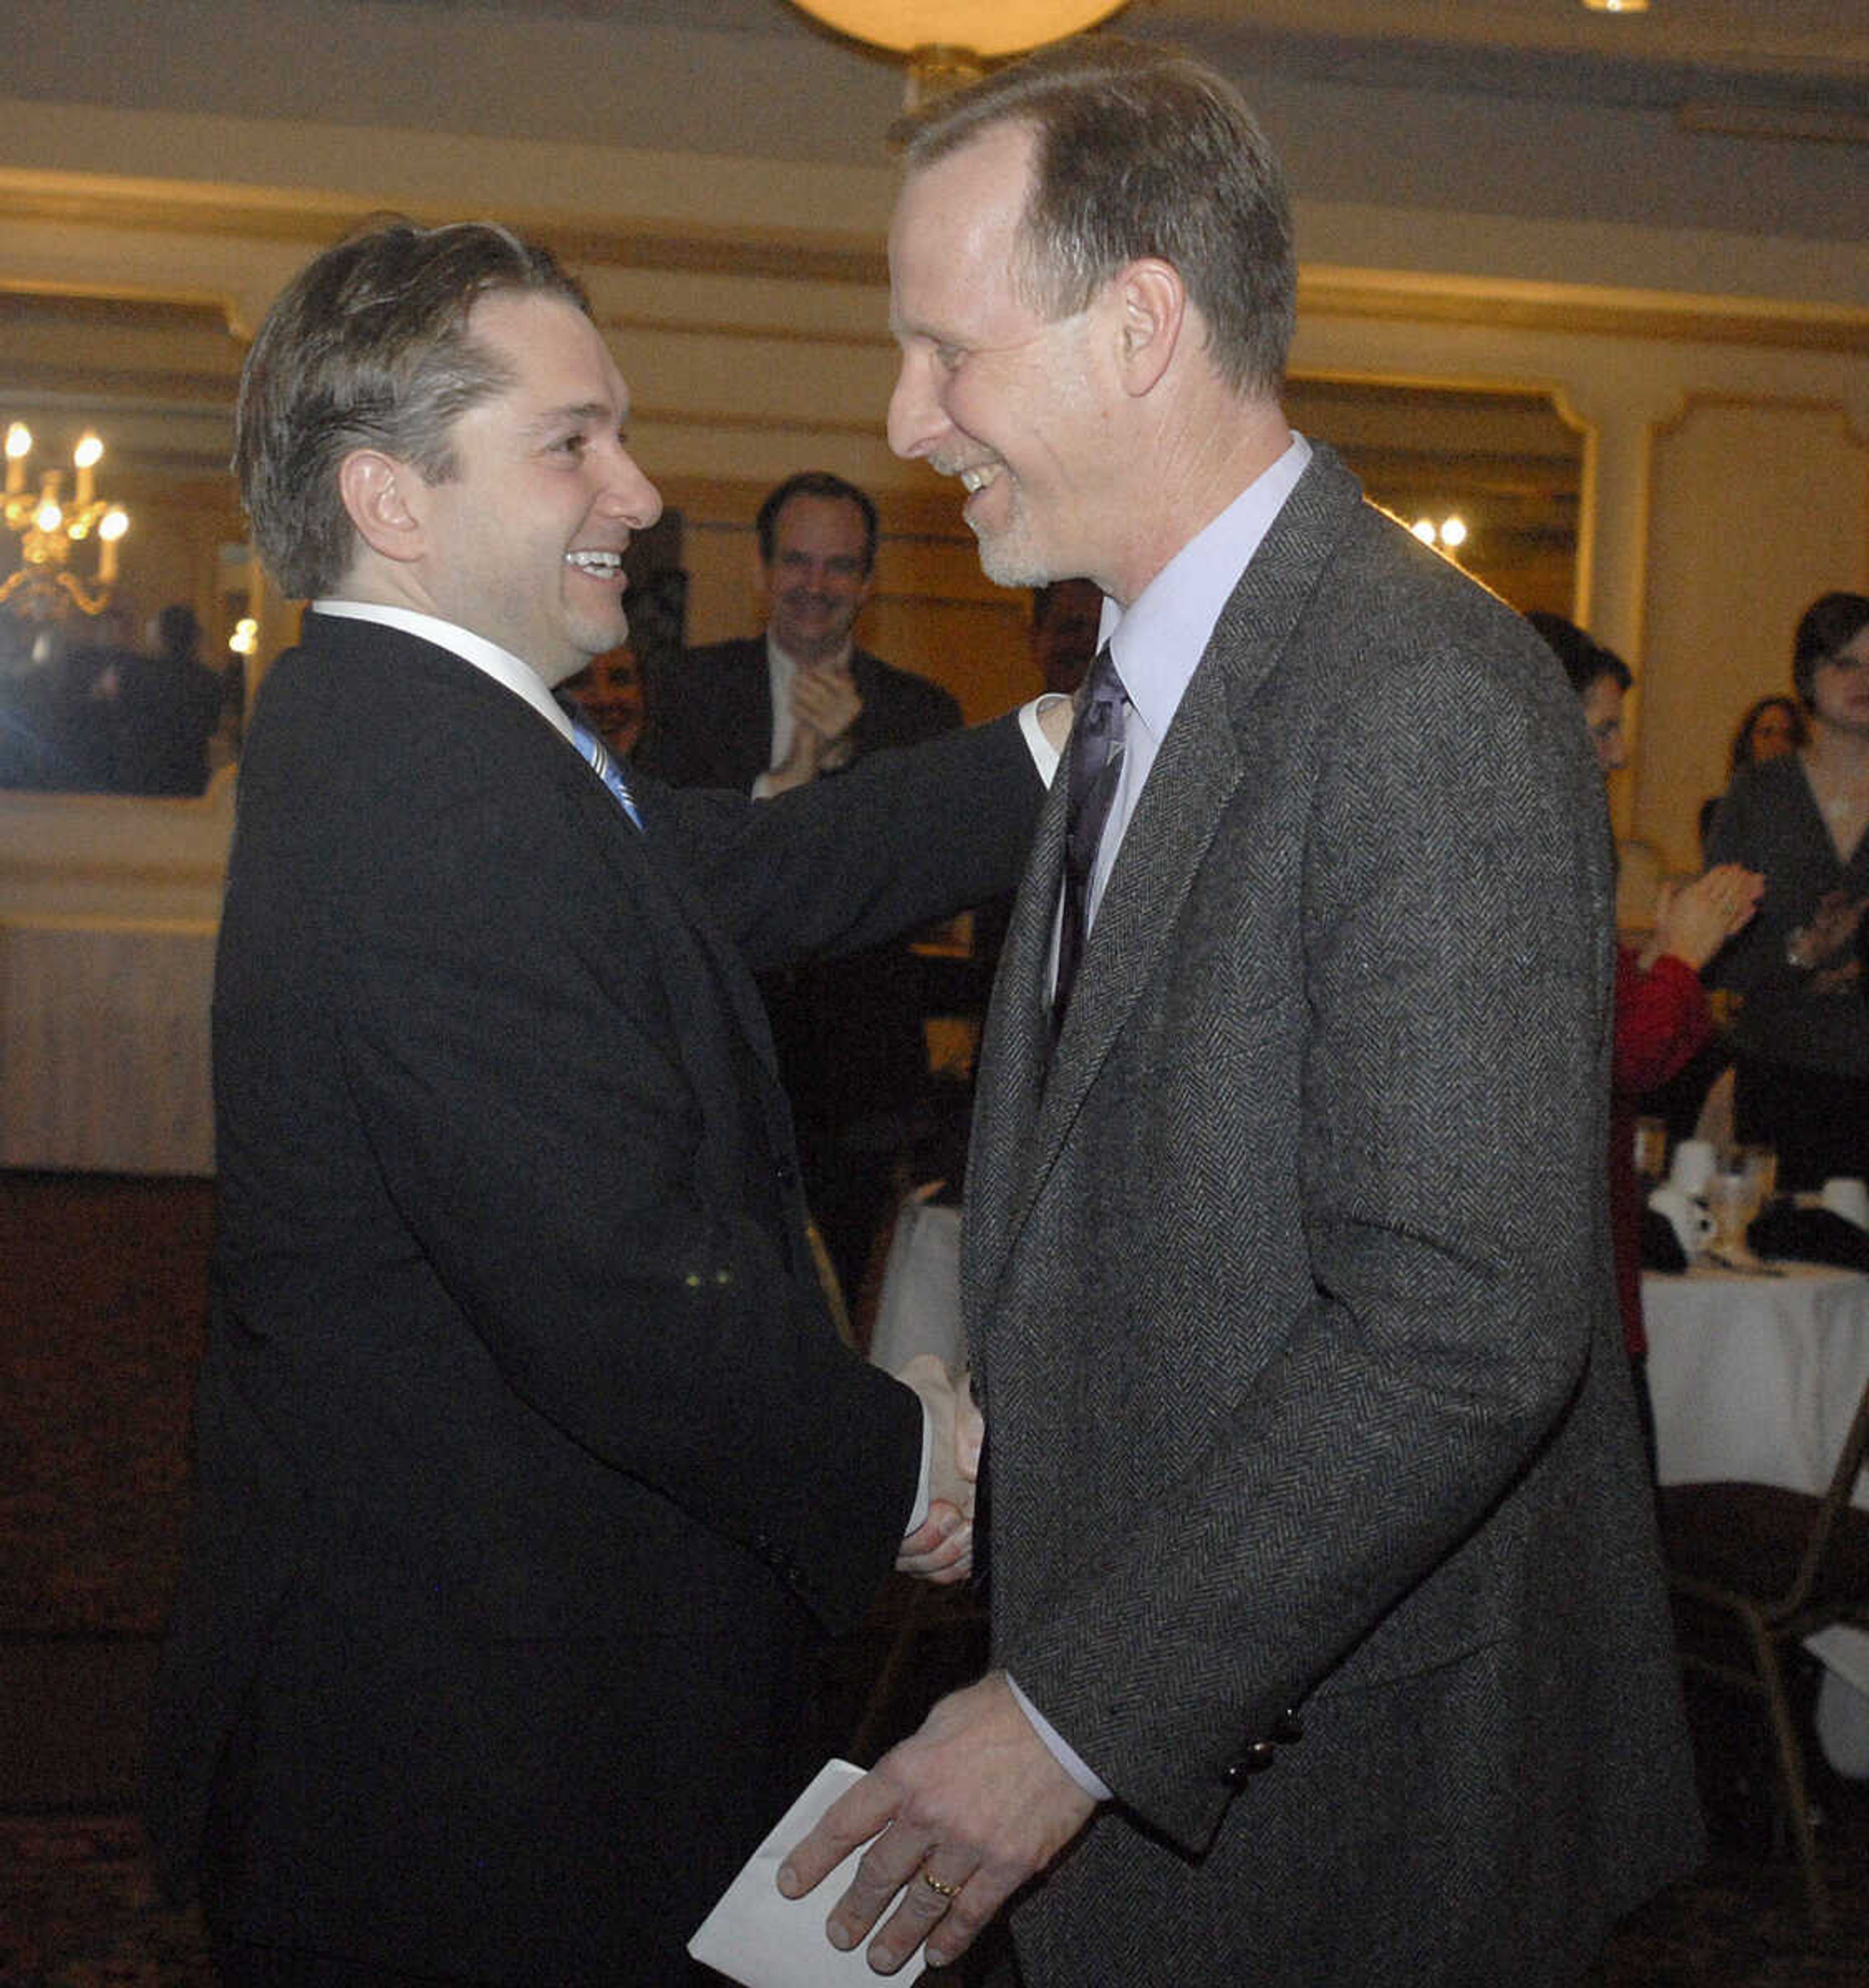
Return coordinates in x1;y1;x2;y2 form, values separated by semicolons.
636;472;964;1296
111;603;226;794
147;218;1058;1988
781;39;1703;1985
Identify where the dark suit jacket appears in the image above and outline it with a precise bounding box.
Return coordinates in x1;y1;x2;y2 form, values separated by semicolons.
111;650;224;794
147;612;1040;1984
965;444;1702;1986
637;638;967;1139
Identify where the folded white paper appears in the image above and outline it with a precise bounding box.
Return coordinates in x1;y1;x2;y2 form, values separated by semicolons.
688;1758;924;1987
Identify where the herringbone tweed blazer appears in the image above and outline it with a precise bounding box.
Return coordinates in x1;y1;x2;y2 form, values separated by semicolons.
964;444;1703;1986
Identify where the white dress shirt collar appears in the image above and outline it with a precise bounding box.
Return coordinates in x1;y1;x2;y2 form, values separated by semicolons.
311;598;577;746
1099;431;1311;749
1073;431;1311;926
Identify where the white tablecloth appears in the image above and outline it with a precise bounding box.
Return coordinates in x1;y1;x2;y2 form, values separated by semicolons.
1645;1263;1869;1496
1644;1261;1869;1773
867;1188;963;1374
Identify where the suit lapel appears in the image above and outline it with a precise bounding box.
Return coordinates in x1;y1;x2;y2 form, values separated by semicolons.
963;766;1066;1322
599;783;792;1091
966;444;1367;1327
573;723;814;1268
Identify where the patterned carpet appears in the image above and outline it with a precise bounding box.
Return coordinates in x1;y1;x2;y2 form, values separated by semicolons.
2;1168;1864;1986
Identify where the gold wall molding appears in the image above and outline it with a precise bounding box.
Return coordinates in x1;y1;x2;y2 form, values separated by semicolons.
1297;267;1869;358
5;169;1866;359
0;173;888;289
1650;388;1869;452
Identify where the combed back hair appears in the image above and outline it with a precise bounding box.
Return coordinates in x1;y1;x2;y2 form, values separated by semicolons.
893;36;1296;399
1791;591;1869;710
755;471;880;575
1527;611;1632;700
234;217;590;599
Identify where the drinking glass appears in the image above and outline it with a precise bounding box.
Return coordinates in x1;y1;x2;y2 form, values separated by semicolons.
1705;1168;1753;1258
1632;1116;1669;1187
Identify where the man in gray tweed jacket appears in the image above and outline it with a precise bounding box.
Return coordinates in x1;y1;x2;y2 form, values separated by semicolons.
780;36;1702;1987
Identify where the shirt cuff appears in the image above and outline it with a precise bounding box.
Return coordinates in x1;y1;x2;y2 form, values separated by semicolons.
1019;695;1069;788
1005;1674;1114;1803
903;1399;933;1538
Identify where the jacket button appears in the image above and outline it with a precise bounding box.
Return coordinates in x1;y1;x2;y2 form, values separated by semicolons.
1270;1709;1304;1744
1223;1740;1279;1784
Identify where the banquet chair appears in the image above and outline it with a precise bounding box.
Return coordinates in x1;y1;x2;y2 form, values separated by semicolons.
1658;1367;1869;1919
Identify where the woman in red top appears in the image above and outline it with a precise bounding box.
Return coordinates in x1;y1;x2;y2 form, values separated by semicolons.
1530;614;1762;1471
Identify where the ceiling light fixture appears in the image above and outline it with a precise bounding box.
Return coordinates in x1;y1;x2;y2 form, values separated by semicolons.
786;1;1128;102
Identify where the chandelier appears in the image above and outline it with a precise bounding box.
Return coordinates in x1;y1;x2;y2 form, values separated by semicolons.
785;0;1128;101
2;420;131;620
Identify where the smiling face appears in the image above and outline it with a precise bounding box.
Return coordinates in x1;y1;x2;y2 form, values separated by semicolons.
888;124;1124;596
408;290;662;687
761;492;873;665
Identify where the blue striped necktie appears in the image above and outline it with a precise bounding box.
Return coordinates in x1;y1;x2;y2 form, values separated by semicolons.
569;717;643;831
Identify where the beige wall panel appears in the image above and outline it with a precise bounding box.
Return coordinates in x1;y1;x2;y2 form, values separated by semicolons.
624;329;896;431
861;595;1034;725
870;528;1038;720
677;514;762;652
587;270;887;343
624;418;910;510
1640;401;1869;872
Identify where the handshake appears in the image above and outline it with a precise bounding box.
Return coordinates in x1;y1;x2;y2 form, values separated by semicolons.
893;1353;983;1585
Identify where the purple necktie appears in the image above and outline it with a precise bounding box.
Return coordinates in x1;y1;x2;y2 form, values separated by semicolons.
1051;645;1128;1041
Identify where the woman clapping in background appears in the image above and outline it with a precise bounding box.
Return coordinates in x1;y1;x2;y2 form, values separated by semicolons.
1705;593;1869;1190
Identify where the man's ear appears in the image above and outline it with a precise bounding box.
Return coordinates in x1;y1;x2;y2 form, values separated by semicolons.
338;450;426;565
1113;259;1185;398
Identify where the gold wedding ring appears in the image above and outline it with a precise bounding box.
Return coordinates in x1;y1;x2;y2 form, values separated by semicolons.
920;1867;962;1900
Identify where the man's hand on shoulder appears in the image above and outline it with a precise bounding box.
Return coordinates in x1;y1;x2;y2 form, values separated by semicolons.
777;1671;1098;1973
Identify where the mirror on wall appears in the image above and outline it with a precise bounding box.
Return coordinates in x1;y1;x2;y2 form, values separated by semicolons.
0;290;247;794
1286;376;1581;618
0;285;1584;795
